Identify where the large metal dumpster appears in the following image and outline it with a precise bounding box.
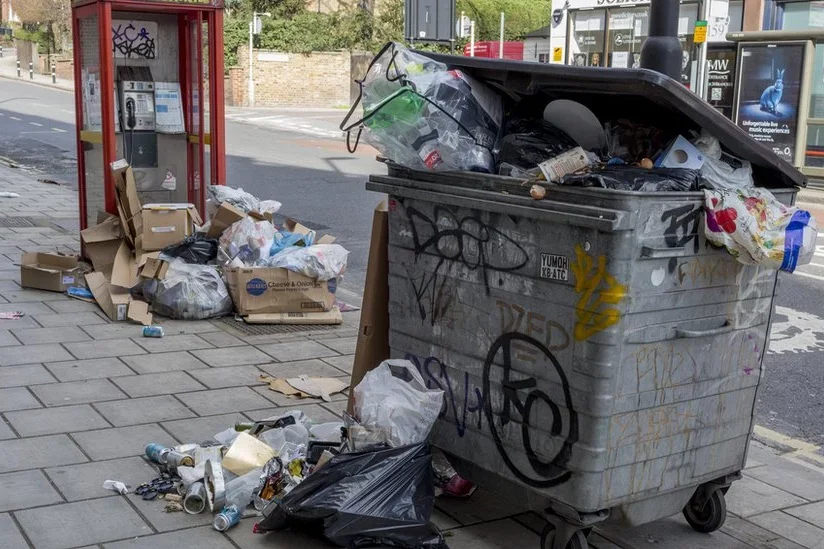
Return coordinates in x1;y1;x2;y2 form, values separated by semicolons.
363;54;805;549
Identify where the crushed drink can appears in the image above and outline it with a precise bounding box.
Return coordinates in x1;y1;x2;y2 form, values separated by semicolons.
145;443;172;464
213;505;242;531
183;481;207;514
142;326;164;338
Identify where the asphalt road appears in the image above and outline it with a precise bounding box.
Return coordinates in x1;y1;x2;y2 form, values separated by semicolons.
1;77;822;449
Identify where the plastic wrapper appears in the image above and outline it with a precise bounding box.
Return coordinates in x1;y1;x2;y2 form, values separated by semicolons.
496;118;577;171
342;42;502;173
693;134;754;190
560;166;702;192
161;234;218;265
259;244;348;281
354;360;444;447
143;260;232;319
703;188;818;272
219;217;276;265
256;443;446;549
269;230;315;256
207;185;281;215
223;467;263;509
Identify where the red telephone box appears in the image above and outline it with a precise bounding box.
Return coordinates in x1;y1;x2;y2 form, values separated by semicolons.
70;0;226;231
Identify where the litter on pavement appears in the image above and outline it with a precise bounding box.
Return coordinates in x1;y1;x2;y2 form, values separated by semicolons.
123;362;472;548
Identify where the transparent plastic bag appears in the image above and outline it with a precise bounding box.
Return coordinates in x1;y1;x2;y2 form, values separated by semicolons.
143;259;232;319
219;217;276;265
259;244;348;281
693;133;754;190
223;467;263;509
207;185;281;214
341;42;502;173
269;230;315;256
703;188;818;272
353;359;444;447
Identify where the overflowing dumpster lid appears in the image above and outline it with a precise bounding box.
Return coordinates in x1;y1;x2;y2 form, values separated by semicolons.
417;52;806;189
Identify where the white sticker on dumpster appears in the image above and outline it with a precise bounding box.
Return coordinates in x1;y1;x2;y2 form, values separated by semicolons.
540;254;569;281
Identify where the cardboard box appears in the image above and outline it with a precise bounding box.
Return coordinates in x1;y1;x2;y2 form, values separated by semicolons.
225;267;336;315
86;271;152;324
141;203;200;251
80;216;122;278
348;200;390;414
138;252;169;280
20;253;82;292
207;202;246;239
244;308;342;325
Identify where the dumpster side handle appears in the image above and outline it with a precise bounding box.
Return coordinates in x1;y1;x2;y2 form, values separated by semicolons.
641;245;686;259
676;321;734;339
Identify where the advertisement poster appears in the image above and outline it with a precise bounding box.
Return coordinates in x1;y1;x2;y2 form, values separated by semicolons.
707;48;736;119
735;43;805;163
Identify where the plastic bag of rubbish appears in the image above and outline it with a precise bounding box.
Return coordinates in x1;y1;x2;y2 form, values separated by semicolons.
560;166;702;192
259;244;348;281
703;187;818;273
143;259;232;319
341;41;502;173
496;118;578;172
219;217;276;264
256;443;446;549
693;133;754;191
162;234;219;265
207;185;281;215
354;360;444;447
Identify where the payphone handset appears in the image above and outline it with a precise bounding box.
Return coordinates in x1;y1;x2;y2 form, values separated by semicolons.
120;80;156;131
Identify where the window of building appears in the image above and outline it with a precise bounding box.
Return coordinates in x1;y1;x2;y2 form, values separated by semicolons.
781;1;824;29
608;7;649;68
538;53;551;63
569;9;606;67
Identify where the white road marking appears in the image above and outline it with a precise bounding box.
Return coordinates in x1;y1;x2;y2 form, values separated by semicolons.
9;116;21;121
769;306;824;354
29;122;43;127
52;128;66;133
795;270;824;282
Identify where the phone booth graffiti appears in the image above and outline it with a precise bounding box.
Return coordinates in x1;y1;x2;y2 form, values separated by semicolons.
70;0;226;231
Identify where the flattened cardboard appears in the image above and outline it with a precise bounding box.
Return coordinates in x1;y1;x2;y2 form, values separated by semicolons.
138;252;169;280
141;203;197;251
285;218;336;244
348;200;389;414
225;267;335;315
111;161;143;247
20;253;81;292
207;202;246;238
86;271;130;321
81;216;122;278
244;307;342;325
110;241;138;289
127;300;153;326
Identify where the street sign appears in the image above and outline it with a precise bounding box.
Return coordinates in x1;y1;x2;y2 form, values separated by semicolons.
405;0;455;43
693;20;708;44
456;15;471;38
253;16;262;35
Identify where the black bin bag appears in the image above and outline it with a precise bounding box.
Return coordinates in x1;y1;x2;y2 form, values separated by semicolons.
256;443;447;549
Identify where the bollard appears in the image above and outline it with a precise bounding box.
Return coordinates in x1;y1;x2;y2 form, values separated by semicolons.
17;60;20;77
29;62;33;80
51;64;56;84
0;46;4;58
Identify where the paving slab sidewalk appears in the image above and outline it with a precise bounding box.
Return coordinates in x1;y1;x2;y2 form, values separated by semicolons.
1;162;823;549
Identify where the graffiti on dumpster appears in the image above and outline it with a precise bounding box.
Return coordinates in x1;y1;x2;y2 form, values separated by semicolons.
496;299;570;351
406;205;528;294
406;354;485;437
483;333;578;487
406;265;459;326
112;20;158;60
662;204;701;253
571;244;627;341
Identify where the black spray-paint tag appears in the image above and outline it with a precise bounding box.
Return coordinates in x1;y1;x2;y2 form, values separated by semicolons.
540;253;569;281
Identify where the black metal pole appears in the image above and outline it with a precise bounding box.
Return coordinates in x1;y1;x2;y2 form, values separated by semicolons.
640;0;682;80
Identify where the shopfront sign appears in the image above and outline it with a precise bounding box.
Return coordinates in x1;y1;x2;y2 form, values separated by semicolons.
707;48;736;118
734;42;806;164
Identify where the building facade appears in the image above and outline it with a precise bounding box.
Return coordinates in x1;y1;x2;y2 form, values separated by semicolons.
548;0;746;90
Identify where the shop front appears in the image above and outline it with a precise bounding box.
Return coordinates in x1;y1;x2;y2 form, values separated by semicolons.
549;0;744;92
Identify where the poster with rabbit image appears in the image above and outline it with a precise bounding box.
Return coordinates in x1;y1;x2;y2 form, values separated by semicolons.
734;42;805;164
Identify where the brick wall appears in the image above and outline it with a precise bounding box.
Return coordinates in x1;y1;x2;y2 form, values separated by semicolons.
229;46;365;108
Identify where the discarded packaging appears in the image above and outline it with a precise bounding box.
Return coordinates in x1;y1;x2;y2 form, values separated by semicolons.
166;450;195;472
67;287;95;301
183;481;207;514
214;505;242;531
224;267;336;316
142;260;232;320
80;215;122;277
141;203;201;252
259;244;348;281
204;459;225;512
20;253;81;292
538;146;591;182
142;325;165;338
103;480;129;495
243;308;342;325
207;202;247;239
259;375;348;402
145;443;172;465
222;432;276;476
162;233;218;265
655;135;705;170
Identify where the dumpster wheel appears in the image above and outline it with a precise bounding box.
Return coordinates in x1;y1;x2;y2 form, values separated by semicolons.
683;486;727;533
540;523;588;549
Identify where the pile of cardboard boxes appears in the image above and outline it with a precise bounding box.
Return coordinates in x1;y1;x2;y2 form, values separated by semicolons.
21;160;344;326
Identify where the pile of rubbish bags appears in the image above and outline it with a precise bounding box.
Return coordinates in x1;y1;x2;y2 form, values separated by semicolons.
123;360;458;549
345;41;818;274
